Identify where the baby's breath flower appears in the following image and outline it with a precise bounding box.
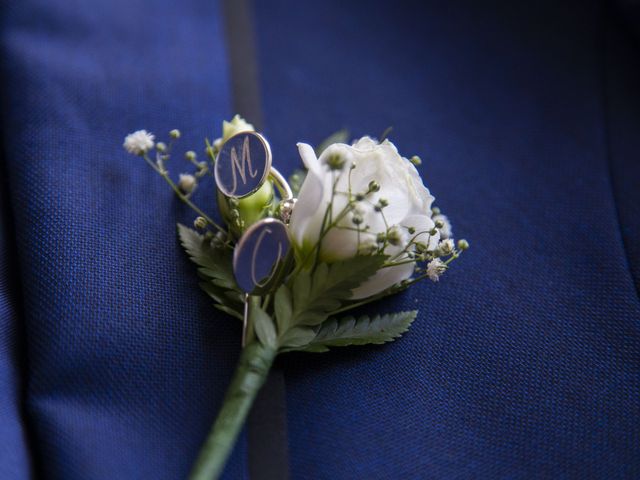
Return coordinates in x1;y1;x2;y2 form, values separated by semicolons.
368;180;380;193
358;239;378;255
123;130;155;155
415;242;428;254
387;226;403;246
169;129;181;139
426;258;447;282
438;239;455;255
324;152;346;171
185;151;197;162
178;173;197;194
433;213;452;239
194;216;207;229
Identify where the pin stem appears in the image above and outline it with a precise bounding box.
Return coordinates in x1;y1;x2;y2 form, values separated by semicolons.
241;293;250;347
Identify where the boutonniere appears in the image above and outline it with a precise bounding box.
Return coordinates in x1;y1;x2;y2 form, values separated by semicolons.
123;115;468;479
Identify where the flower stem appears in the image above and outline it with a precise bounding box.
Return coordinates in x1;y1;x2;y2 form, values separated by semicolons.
143;153;228;236
189;342;277;480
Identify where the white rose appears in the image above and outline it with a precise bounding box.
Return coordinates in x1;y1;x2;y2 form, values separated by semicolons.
290;136;439;299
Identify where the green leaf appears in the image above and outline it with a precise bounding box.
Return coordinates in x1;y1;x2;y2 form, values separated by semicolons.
278;326;318;350
177;224;237;289
274;285;293;335
178;224;243;320
252;305;277;349
315;129;350;156
295;311;418;352
214;304;244;321
290;255;387;327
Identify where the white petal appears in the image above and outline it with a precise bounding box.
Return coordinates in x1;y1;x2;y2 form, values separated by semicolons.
296;143;321;176
350;261;414;299
289;144;328;247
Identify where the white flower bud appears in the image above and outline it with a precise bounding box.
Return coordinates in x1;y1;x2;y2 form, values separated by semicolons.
433;213;452;239
178;173;197;194
438;239;455;255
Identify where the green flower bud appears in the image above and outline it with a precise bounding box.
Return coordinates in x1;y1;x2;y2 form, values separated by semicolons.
169;129;181;139
325;153;346;171
415;242;428;253
368;180;380;193
193;216;207;229
410;155;422;166
222;115;255;141
387;226;402;246
156;142;167;153
185;151;197;162
217;180;274;238
457;239;469;250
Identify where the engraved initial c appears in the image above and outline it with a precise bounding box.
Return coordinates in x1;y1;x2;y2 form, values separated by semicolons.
251;227;283;288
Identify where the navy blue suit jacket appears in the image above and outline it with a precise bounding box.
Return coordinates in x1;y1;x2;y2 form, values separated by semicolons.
1;0;639;478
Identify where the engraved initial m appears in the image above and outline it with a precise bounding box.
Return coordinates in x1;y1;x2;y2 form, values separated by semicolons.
230;136;259;195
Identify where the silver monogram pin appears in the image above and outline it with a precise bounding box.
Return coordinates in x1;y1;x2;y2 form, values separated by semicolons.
233;218;291;295
215;131;272;198
233;218;292;345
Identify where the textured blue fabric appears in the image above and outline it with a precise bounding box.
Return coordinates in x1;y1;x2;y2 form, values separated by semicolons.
606;13;640;295
253;0;640;478
1;0;639;479
0;173;32;478
1;1;246;478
